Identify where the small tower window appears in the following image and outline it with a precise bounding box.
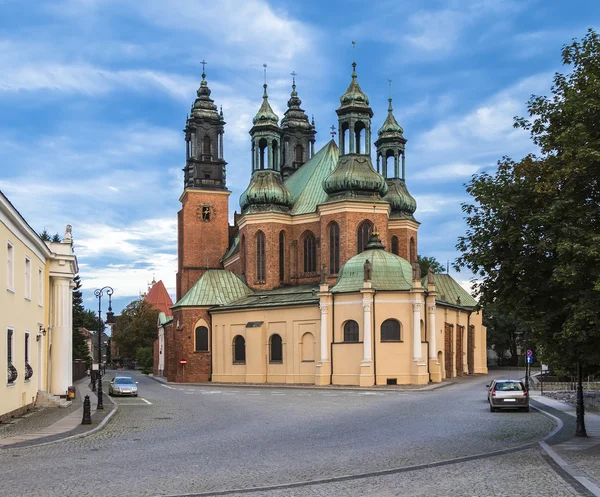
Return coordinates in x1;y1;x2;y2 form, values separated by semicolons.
203;136;211;158
355;121;366;154
357;220;373;254
259;138;267;169
272;139;279;170
303;232;317;273
391;236;399;256
295;144;303;163
279;231;285;282
329;222;340;274
256;231;266;283
410;237;416;263
241;235;246;275
344;320;359;342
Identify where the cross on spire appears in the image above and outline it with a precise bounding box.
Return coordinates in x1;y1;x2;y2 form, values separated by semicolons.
201;59;207;77
291;71;297;86
330;125;336;138
263;63;267;85
388;78;392;99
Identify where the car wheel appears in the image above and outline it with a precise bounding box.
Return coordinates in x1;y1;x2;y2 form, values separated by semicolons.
489;404;496;412
134;394;138;397
521;406;529;413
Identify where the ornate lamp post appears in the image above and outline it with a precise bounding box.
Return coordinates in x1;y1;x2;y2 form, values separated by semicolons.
94;286;115;410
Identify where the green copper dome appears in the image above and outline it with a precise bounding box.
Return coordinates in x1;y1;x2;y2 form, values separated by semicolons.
339;62;370;110
331;245;413;293
384;178;417;220
323;154;388;200
378;98;404;137
240;169;293;214
252;84;279;126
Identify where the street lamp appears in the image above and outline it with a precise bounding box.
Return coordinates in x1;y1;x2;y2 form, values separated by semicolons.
94;286;115;410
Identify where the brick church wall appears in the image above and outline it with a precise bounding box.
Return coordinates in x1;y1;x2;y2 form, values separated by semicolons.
153;339;159;376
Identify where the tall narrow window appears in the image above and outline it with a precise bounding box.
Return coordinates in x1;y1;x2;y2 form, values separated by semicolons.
270;334;283;363
344;320;359;342
256;231;266;283
279;231;285;282
259;138;267;169
272;140;279;170
24;332;33;380
303;233;316;273
7;328;16;384
391;236;399;256
241;235;246;275
25;257;31;300
233;335;246;364
38;268;43;306
329;222;340;274
381;319;401;341
195;326;209;352
203;136;211;157
7;242;14;291
295;144;303;163
410;237;416;263
357;221;373;254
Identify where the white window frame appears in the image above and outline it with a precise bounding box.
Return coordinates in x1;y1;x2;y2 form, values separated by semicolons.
38;267;44;306
25;256;31;300
6;241;14;292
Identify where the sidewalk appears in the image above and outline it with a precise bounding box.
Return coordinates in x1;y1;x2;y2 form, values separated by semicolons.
531;392;600;495
0;377;115;448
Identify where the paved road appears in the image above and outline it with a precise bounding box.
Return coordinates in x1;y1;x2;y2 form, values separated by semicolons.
0;371;585;496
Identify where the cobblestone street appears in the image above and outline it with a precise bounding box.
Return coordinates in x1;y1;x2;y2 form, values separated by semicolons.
0;371;593;497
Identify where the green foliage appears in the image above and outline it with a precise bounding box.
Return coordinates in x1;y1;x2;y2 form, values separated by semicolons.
417;255;445;276
136;347;153;374
39;229;61;243
483;303;527;366
72;275;103;361
456;29;600;370
113;299;159;361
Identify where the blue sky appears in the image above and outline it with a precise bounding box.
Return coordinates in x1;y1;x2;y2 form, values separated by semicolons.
0;0;598;314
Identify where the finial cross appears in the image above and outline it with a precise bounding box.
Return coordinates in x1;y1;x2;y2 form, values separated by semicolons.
263;63;267;85
388;78;392;98
201;59;207;73
330;125;336;138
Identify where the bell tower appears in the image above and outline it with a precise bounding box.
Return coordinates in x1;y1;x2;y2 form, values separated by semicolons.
177;64;231;301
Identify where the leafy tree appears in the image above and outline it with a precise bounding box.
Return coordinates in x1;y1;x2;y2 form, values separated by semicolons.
483;304;526;366
72;275;104;362
136;347;153;374
113;299;159;360
417;255;445;276
39;229;61;243
456;29;600;374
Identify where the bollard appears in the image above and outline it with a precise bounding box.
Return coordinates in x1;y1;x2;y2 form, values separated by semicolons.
82;395;92;425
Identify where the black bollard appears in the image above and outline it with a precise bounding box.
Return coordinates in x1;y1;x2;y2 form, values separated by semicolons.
97;373;104;410
82;395;92;425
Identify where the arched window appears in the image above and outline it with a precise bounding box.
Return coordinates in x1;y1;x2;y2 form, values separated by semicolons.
341;122;350;155
259;138;267;169
195;326;209;351
381;319;401;342
270;334;283;363
354;121;365;154
385;149;394;178
357;220;373;254
301;332;314;361
256;231;266;283
303;232;317;273
329;222;340;274
409;237;416;263
344;320;359;342
272;139;279;170
295;144;303;163
279;231;285;282
233;335;246;364
241;235;246;275
391;236;399;256
203;136;211;157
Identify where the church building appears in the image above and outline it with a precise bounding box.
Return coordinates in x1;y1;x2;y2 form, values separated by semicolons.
155;62;487;386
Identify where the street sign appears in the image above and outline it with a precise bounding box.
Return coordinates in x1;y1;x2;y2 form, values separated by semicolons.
526;356;533;364
526;349;533;357
179;359;187;365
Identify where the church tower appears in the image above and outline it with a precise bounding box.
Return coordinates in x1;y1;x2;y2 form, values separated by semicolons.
375;95;419;263
280;74;316;180
176;67;231;301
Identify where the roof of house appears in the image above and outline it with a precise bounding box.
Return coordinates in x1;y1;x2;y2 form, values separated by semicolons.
285;140;339;215
429;273;478;308
174;269;253;308
144;279;174;316
212;285;319;312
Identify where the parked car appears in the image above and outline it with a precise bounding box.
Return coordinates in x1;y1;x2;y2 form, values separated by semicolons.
487;379;529;412
108;376;139;397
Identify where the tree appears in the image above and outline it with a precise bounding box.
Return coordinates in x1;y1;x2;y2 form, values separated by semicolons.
113;299;159;361
39;229;61;243
135;347;153;374
417;255;445;276
72;275;103;362
483;303;526;366
456;29;600;434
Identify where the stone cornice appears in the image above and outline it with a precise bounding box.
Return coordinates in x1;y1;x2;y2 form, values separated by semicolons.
179;188;231;203
318;200;390;217
388;219;420;230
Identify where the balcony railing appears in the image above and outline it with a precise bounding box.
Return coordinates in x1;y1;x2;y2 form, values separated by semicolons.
25;363;33;381
7;363;17;384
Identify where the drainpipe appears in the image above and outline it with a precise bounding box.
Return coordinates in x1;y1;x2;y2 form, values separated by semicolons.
372;290;377;385
467;310;472;374
329;293;335;385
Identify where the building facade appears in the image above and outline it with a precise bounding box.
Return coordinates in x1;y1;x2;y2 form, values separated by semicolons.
1;191;78;420
157;63;487;385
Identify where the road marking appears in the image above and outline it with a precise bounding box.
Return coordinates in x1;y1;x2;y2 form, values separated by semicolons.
200;390;222;395
271;393;285;396
246;393;260;396
161;385;176;390
140;398;152;404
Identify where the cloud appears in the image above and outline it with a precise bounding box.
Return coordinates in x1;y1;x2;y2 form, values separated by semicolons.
413;163;481;181
413;194;466;214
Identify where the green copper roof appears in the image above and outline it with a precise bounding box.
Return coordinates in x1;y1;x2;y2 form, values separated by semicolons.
285;140;339;214
173;270;253;308
252;84;279;126
211;285;319;312
377;98;404;137
430;274;478;308
339;62;371;111
384;178;417;220
323;154;388;200
158;312;173;326
240;169;293;214
331;248;413;293
222;232;239;261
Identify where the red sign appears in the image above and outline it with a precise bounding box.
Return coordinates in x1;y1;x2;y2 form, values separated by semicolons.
179;359;187;365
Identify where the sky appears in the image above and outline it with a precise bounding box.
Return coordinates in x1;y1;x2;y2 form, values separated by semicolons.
0;0;598;315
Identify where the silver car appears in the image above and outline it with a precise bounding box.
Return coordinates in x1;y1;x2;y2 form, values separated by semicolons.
108;376;139;397
487;379;529;412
